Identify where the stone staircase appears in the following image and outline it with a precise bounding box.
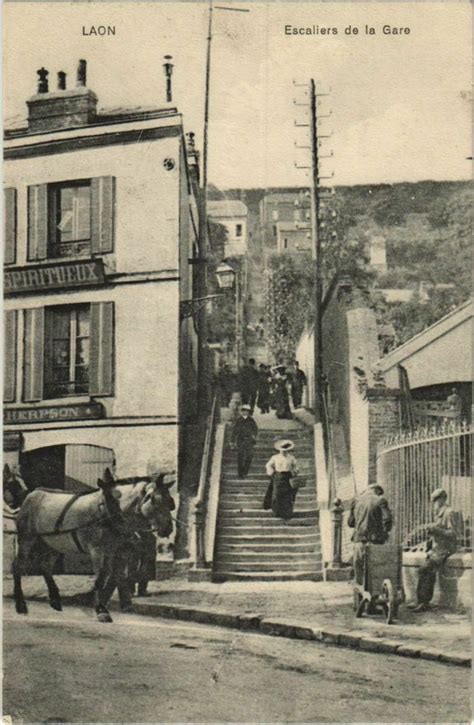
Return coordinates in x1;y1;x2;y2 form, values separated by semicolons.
213;426;323;581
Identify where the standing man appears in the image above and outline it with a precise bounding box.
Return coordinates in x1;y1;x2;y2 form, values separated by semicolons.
231;404;258;479
238;358;259;414
290;360;307;410
348;483;393;588
411;488;458;612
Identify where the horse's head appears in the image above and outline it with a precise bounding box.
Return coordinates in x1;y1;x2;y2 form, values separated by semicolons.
136;473;176;538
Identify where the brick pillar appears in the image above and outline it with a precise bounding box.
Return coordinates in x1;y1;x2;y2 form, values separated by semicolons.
366;388;400;485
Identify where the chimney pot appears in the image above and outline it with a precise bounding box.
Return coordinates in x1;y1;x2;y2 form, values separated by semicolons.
37;67;49;94
77;59;87;87
57;71;67;90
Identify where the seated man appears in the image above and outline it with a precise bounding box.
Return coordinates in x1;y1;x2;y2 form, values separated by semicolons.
411;488;458;612
348;483;393;588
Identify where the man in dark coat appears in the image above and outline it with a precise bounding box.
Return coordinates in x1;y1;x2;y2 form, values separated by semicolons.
348;484;393;587
238;358;259;414
290;361;307;409
231;405;259;478
217;364;234;407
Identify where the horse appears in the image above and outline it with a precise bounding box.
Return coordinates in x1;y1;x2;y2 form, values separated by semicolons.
12;468;175;622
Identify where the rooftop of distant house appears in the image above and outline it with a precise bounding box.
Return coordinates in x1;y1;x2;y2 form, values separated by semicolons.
262;191;311;204
207;200;248;218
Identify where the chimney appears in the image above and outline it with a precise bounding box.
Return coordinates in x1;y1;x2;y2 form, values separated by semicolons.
27;59;98;133
163;55;174;103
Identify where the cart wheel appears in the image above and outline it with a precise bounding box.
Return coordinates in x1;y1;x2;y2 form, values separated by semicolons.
382;579;396;624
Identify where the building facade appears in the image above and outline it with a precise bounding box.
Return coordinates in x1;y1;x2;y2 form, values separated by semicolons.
3;61;200;495
207;200;248;257
259;191;311;246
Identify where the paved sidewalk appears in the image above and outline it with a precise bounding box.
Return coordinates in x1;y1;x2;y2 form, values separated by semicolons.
3;575;470;667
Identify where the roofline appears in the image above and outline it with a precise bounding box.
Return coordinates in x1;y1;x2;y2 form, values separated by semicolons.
375;299;472;371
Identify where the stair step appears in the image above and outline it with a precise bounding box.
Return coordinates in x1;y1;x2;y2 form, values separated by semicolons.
217;545;319;555
217;527;321;546
218;518;318;529
213;561;322;572
215;550;319;561
218;525;319;536
213;571;323;582
219;507;318;517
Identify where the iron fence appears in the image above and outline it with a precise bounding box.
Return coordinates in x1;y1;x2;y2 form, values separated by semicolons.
377;421;472;551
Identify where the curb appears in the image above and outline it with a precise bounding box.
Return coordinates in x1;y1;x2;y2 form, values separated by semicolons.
5;593;470;668
127;599;471;668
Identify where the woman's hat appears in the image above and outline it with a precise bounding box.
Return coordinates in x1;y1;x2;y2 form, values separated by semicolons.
241;404;252;412
274;439;294;451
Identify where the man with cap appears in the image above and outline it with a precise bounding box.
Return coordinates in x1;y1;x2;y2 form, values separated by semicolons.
348;483;393;588
264;439;299;520
411;488;458;612
231;405;259;479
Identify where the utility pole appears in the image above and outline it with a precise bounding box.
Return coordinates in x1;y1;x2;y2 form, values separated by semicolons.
198;0;249;409
309;79;324;425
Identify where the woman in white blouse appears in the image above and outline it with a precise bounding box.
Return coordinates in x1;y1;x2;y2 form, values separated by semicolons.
263;439;299;520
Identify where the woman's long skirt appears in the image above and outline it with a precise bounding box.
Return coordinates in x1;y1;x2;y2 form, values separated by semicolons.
274;382;292;419
263;472;296;520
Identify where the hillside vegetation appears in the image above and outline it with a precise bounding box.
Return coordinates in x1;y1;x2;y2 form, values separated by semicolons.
211;180;471;347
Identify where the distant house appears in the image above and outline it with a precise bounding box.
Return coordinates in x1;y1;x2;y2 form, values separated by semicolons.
207;200;248;256
276;222;312;255
259;191;311;246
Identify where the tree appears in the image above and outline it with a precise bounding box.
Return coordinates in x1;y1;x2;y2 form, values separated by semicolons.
206;220;240;347
264;254;313;360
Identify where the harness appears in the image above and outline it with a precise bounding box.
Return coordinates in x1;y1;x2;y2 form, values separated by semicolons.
34;488;126;555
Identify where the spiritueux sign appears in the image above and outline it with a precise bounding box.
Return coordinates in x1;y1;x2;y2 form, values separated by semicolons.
4;260;105;295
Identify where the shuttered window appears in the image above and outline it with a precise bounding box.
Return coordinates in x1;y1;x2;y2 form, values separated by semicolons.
89;302;114;396
27;185;48;261
23;307;45;402
4;310;17;402
4;188;17;266
27;176;115;261
24;302;114;401
91;176;115;254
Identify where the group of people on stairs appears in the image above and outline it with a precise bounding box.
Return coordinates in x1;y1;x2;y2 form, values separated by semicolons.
218;358;307;419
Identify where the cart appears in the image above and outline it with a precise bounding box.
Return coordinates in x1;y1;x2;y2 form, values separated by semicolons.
353;543;403;624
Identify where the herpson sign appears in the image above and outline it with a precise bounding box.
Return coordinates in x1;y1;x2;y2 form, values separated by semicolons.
4;403;104;425
4;260;105;295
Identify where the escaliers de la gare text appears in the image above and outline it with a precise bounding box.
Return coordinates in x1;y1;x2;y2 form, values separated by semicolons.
284;24;411;36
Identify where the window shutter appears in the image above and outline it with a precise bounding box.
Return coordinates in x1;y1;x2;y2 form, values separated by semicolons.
27;185;48;261
89;302;114;396
4;188;17;265
23;308;45;402
91;177;115;254
4;310;17;402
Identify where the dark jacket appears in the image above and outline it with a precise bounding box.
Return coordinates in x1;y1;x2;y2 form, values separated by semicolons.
348;488;393;544
239;365;259;394
231;416;258;449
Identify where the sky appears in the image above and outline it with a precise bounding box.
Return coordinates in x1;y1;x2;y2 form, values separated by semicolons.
3;2;472;189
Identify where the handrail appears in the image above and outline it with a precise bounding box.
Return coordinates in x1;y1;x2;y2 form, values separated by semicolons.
194;392;220;568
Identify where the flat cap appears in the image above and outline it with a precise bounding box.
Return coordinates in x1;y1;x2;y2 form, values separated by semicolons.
430;487;447;502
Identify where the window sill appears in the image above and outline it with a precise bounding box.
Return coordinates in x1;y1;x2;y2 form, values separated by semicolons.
7;396;92;408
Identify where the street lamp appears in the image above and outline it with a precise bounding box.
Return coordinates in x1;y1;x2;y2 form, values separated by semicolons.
215;263;235;289
215;262;240;369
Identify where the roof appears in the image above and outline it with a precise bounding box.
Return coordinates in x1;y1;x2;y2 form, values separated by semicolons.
4;104;179;138
276;221;309;233
375;299;472;371
262;191;310;204
207;200;248;218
